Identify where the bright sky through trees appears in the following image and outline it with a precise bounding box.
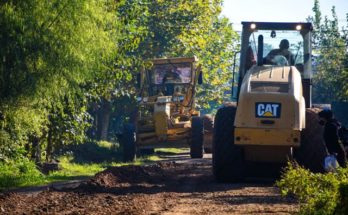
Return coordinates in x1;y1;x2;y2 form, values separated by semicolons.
222;0;348;31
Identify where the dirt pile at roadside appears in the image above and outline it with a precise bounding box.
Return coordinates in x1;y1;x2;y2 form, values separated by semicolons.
79;162;178;190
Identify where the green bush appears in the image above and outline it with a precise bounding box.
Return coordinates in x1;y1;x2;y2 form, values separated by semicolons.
277;162;348;215
0;130;14;162
0;158;46;190
63;140;121;163
0;104;47;162
335;183;348;214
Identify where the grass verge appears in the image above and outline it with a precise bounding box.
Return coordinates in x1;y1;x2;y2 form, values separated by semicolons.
0;142;186;190
0;158;46;189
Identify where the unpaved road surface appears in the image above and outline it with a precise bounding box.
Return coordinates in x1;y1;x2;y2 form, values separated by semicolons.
0;155;298;214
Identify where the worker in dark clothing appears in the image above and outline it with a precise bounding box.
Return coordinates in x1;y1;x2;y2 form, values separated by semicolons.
340;126;348;154
319;109;347;167
265;39;295;65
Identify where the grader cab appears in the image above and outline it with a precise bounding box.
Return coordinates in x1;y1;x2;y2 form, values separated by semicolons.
213;22;327;181
122;57;210;161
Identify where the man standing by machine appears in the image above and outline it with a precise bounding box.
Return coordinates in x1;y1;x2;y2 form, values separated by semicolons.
319;109;347;167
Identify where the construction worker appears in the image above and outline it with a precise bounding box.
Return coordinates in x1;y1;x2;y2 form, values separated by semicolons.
163;69;181;84
162;70;181;96
265;39;295;65
318;109;347;167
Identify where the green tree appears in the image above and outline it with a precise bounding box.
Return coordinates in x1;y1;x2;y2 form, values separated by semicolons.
178;16;239;109
0;0;118;161
310;0;348;103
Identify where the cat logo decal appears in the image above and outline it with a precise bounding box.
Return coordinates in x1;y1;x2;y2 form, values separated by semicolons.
255;103;281;118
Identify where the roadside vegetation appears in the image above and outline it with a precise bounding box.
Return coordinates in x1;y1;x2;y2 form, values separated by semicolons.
0;140;183;190
277;162;348;215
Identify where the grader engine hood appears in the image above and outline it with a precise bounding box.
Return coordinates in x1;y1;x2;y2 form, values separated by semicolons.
234;65;306;146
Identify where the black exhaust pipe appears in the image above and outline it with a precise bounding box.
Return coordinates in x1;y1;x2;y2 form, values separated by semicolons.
257;35;264;66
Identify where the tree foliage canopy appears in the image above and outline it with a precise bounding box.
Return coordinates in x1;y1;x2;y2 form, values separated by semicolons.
310;0;348;103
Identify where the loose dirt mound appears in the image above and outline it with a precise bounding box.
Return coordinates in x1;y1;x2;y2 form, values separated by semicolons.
80;162;177;190
295;108;328;172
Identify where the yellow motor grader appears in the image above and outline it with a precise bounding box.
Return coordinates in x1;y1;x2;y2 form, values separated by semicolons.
122;57;212;161
213;22;327;181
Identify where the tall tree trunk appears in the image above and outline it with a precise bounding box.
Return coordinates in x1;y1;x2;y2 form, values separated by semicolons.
27;135;41;164
46;129;53;162
97;99;112;140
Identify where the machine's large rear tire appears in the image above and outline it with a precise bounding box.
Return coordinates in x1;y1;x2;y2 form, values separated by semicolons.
294;108;328;173
122;123;136;162
190;116;204;158
213;104;245;182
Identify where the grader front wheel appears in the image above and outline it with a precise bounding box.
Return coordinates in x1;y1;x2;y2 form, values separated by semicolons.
190;117;204;158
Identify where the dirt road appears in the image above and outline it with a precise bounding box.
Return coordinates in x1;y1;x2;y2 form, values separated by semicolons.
0;154;298;215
